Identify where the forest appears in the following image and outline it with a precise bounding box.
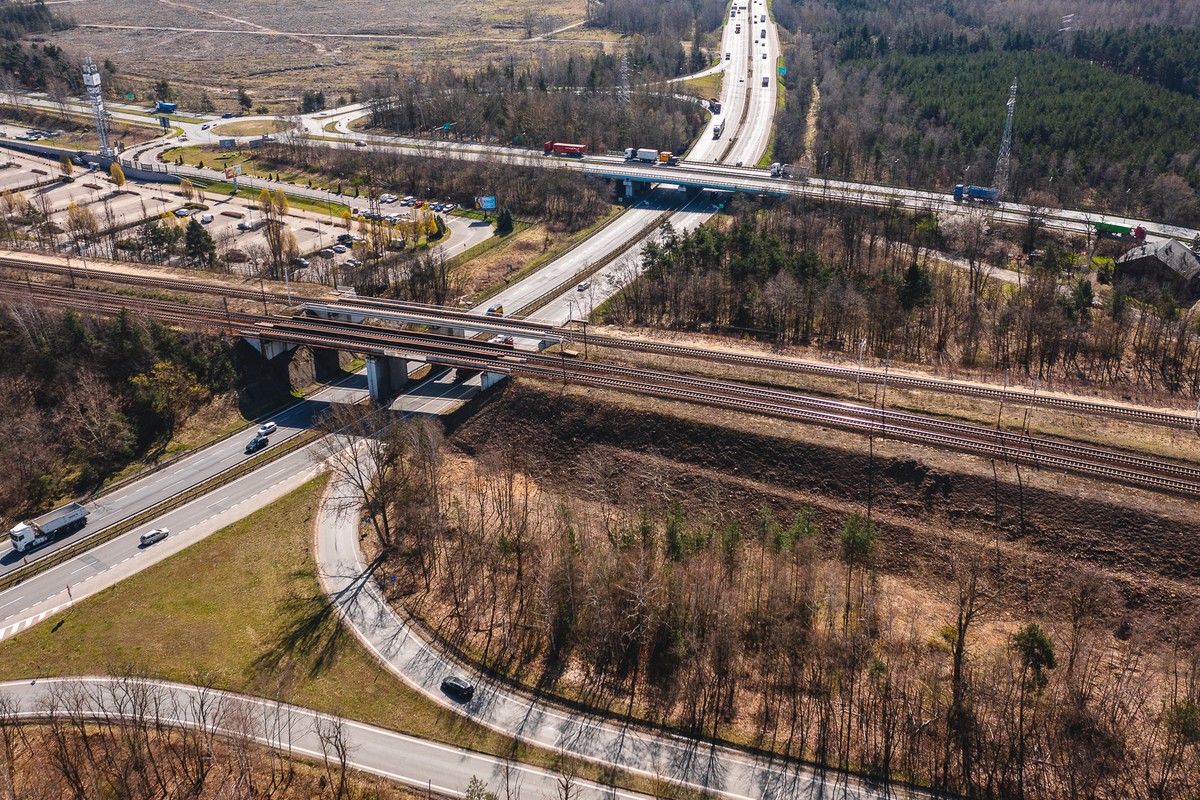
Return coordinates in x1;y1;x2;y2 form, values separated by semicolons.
604;197;1200;398
0;307;238;517
324;401;1200;800
361;55;707;156
768;0;1200;220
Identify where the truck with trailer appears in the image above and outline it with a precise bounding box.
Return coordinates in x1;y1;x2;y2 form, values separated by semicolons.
155;100;177;114
9;502;89;554
770;162;800;179
1094;221;1147;241
625;147;660;163
708;97;722;114
543;141;587;157
658;151;679;166
952;184;1000;203
713;119;726;139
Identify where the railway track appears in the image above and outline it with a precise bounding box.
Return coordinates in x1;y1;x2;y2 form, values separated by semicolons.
5;256;1195;431
3;275;1198;498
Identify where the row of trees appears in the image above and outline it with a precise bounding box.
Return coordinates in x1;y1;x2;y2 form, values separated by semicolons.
0;306;238;516
0;676;379;800
604;198;1200;397
336;404;1200;799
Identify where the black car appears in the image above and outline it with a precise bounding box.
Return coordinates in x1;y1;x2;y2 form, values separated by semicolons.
245;435;268;455
440;676;474;701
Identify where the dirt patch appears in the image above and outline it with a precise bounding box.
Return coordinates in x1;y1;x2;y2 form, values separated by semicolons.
453;380;1200;638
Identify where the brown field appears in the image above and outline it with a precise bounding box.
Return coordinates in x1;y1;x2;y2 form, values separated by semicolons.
46;0;604;112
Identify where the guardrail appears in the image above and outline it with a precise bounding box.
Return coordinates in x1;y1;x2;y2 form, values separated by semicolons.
515;208;677;318
0;429;322;592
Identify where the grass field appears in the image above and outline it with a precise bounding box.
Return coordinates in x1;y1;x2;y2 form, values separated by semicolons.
0;475;663;795
211;119;298;137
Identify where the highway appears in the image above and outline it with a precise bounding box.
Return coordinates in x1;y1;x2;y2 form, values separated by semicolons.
0;5;1193;798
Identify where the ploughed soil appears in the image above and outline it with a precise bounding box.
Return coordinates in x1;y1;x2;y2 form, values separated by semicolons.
451;379;1200;643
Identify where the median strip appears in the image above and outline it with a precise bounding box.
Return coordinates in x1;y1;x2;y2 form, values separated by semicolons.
0;429;322;592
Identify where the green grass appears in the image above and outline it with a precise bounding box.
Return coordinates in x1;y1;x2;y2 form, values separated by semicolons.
187;176;349;218
679;71;724;100
0;476;678;796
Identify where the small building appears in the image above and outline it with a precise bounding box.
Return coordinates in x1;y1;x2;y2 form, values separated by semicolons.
1114;239;1200;303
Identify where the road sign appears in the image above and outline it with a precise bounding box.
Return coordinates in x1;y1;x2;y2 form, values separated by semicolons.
218;138;236;149
159;116;170;129
778;66;786;75
475;196;497;211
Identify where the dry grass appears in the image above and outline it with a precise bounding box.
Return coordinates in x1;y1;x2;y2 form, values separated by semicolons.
210;119;297;137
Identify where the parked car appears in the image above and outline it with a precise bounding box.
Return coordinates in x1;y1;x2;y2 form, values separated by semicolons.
139;527;169;546
237;221;253;231
440;676;475;701
256;421;278;437
200;213;214;224
319;248;335;258
332;244;347;253
174;208;191;217
245;436;268;455
292;257;309;268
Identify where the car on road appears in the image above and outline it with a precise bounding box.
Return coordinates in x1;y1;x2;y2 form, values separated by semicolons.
355;140;367;147
256;421;278;437
222;112;233;118
237;221;253;231
576;280;591;292
200;123;210;130
139;527;169;546
245;436;268;455
738;77;745;82
440;676;474;701
332;244;347;253
292;257;309;268
486;304;504;317
200;213;214;224
174;208;191;217
488;335;515;348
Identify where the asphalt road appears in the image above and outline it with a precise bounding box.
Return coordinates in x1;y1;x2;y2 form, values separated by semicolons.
0;676;655;800
316;477;899;800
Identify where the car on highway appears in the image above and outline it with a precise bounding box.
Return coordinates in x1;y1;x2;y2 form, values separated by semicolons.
726;52;731;60
139;527;169;546
174;208;191;217
576;280;591;292
486;304;504;317
355;140;367;147
441;676;474;701
256;421;278;437
244;436;268;455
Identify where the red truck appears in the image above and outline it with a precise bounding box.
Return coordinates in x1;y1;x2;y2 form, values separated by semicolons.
543;141;587;157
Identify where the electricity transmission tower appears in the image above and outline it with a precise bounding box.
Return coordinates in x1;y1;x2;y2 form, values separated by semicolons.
992;77;1017;199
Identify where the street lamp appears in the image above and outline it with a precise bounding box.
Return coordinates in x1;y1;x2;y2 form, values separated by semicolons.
891;158;899;185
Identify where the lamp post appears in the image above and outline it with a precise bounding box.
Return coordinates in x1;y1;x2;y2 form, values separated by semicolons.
856;337;867;397
891;158;899;186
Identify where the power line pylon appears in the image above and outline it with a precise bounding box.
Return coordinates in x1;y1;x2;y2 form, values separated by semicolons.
82;57;113;158
992;77;1017;199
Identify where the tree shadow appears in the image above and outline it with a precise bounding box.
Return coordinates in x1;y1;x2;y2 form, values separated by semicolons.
250;569;348;680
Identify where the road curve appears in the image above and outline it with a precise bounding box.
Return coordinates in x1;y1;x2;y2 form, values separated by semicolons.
315;477;904;800
0;675;651;800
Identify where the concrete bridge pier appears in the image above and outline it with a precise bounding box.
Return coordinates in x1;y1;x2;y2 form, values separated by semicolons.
243;337;297;360
366;354;409;403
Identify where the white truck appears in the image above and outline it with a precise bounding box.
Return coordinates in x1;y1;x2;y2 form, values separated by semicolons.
625;147;660;163
9;501;89;554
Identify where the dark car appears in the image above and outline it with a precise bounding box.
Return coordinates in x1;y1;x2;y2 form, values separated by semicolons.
440;676;474;701
245;435;268;455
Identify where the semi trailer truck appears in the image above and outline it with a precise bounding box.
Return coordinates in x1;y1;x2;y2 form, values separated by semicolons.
952;184;999;203
9;502;89;554
1094;221;1147;241
543;141;587;157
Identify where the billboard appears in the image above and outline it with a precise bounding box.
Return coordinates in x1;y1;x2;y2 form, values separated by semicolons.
218;138;236;149
475;196;497;211
224;164;242;179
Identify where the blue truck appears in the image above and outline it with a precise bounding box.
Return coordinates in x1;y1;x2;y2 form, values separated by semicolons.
155;100;177;114
953;184;999;203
